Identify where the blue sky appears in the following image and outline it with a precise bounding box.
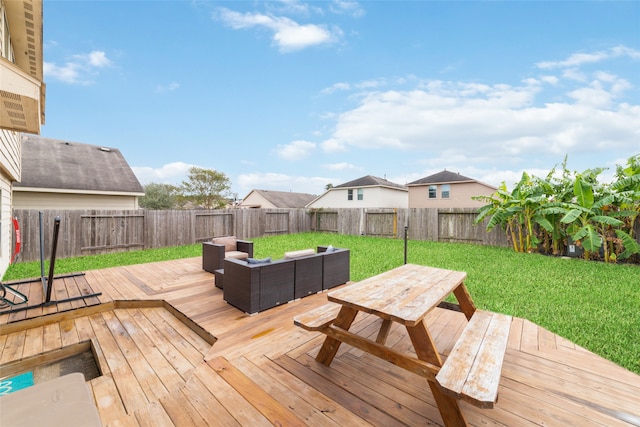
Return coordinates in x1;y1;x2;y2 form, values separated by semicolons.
41;1;639;199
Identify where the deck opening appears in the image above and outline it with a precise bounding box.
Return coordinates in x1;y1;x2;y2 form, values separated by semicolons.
0;340;102;395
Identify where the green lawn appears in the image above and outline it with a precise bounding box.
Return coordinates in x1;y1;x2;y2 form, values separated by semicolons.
4;232;638;375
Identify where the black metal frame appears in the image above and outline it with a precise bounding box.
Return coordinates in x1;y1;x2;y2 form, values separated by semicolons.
1;214;101;313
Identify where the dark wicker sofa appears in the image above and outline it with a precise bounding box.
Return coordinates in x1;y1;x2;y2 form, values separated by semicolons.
222;246;350;314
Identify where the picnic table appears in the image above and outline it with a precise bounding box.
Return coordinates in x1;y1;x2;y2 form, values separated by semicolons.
294;264;512;427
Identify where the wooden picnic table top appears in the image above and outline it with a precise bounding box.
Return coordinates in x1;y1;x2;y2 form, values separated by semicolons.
327;264;469;327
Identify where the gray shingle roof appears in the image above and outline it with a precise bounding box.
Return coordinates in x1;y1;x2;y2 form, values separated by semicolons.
15;134;144;194
334;175;406;190
251;190;317;208
407;170;476;185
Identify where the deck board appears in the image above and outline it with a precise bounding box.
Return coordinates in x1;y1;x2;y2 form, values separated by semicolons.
2;256;640;426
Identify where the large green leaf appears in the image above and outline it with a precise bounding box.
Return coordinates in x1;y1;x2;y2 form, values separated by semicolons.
615;229;640;259
590;215;624;227
534;215;554;233
538;206;568;216
573;178;594;208
561;208;582;224
612;174;640;191
581;227;601;252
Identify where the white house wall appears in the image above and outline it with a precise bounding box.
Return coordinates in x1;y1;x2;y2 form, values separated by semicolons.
0;129;20;276
13;191;140;210
308;187;408;209
0;128;20;181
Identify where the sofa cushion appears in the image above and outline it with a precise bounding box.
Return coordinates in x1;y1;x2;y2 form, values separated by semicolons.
226;251;249;260
212;236;237;252
247;257;272;264
284;248;316;259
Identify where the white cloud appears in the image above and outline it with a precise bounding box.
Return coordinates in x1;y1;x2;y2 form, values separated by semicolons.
536;45;640;69
85;51;112;67
317;68;639;166
321;82;351;95
132;162;195;185
323;162;360;171
44;50;113;84
329;1;365;18
561;68;587;82
276;140;316;160
216;7;341;52
155;82;181;93
238;172;329;194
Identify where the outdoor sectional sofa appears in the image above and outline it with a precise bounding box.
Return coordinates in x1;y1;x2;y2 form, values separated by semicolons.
221;246;350;314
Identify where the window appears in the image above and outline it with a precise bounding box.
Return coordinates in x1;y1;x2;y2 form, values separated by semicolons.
357;188;363;200
441;184;450;199
428;185;437;199
347;189;353;200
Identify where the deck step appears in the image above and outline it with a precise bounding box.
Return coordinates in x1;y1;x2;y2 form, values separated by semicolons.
293;303;342;331
436;310;512;409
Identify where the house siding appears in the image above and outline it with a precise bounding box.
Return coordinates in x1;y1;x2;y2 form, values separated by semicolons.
13;191;140;210
0;129;20;275
308;187;408;209
0;129;20;182
408;182;495;208
239;192;274;208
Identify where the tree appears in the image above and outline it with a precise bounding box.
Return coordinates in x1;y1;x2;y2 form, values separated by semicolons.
139;183;179;210
180;167;231;209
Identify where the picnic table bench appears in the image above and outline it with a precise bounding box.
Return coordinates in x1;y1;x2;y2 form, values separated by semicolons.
294;264;512;427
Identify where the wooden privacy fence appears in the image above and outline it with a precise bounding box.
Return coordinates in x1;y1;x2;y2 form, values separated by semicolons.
13;208;508;262
309;208;509;246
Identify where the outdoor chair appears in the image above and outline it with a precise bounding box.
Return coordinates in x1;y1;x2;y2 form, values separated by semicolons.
202;236;254;273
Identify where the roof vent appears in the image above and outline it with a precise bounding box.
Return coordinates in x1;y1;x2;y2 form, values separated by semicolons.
99;147;111;152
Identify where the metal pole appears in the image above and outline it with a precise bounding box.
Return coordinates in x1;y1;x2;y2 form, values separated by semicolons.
39;211;45;283
404;225;408;264
44;217;61;304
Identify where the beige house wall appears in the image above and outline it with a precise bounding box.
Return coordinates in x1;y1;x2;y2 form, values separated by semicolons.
13;190;140;210
308;186;408;209
408;181;495;208
239;192;275;208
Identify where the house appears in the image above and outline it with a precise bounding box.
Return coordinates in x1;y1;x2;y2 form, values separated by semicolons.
13;135;144;210
0;0;45;276
407;170;497;208
307;175;408;209
238;189;316;209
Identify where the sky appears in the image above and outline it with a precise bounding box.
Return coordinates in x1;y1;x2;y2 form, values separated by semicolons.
40;0;640;199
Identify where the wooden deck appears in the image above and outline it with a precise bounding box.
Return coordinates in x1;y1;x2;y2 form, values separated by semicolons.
1;257;639;426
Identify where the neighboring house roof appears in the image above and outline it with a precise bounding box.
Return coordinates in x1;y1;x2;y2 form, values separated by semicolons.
334;175;407;190
240;189;317;208
15;134;144;194
408;170;493;187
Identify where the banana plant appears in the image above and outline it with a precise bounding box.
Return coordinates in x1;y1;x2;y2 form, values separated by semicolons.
474;172;552;253
535;157;575;255
612;154;640;238
560;169;639;262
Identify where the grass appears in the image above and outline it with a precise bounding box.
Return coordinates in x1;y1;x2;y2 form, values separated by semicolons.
3;232;638;375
